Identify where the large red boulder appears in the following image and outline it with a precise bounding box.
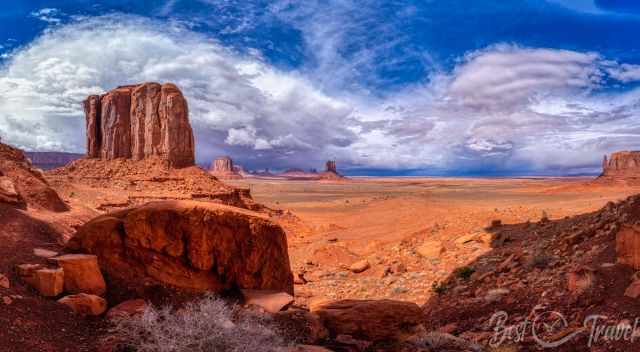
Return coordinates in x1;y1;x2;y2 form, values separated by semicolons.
67;201;293;297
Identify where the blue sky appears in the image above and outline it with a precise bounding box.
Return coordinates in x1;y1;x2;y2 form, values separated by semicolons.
1;1;640;175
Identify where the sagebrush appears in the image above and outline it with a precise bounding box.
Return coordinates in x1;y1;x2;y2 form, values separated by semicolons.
110;295;288;352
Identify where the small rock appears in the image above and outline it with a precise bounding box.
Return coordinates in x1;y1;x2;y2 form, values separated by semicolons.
416;241;445;259
485;288;510;303
625;281;640;299
390;262;407;274
349;260;370;273
2;296;12;305
106;299;147;320
567;266;596;297
58;293;107;316
33;248;58;259
0;273;9;289
241;289;294;313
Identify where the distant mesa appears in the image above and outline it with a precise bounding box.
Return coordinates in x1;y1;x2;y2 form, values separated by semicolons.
84;82;195;168
252;160;345;180
25;152;83;170
210;156;243;179
601;151;640;178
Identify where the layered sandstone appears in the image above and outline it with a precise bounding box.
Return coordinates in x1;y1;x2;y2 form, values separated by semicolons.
67;200;293;298
210;156;242;179
0;142;68;211
601;151;640;178
84;83;195;168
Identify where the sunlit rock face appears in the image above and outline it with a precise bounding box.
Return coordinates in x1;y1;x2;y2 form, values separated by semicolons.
84;82;195;168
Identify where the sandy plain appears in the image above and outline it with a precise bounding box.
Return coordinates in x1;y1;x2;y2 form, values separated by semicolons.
228;176;640;306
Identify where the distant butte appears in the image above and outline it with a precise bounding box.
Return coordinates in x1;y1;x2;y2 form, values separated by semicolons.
84;82;195;168
601;151;640;178
210;156;243;179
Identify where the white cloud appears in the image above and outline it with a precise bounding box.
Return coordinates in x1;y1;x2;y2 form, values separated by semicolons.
0;15;355;167
2;13;640;174
31;8;64;24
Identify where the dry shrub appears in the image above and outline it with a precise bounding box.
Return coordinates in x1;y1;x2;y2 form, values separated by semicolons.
110;295;288;352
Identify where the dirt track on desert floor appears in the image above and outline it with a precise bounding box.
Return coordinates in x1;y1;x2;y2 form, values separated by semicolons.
227;176;640;305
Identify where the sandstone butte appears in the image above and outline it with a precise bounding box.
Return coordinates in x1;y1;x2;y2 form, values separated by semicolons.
66;200;294;297
210;155;242;179
84;82;195;168
601;151;640;178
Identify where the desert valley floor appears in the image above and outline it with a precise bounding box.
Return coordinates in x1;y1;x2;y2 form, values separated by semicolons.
226;176;640;305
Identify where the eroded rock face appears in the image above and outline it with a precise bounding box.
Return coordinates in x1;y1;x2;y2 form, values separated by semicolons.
84;83;195;167
602;151;640;178
67;200;293;298
0;142;68;211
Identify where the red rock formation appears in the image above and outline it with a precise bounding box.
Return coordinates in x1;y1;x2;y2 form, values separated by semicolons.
84;82;195;167
325;160;337;173
83;95;101;158
210;156;242;179
601;151;640;178
67;200;293;298
0;142;68;211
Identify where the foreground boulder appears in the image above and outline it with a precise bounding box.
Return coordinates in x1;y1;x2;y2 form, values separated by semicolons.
311;299;424;342
67;200;293;297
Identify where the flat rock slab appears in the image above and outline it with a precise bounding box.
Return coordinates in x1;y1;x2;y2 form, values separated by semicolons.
58;293;107;316
33;248;59;259
242;289;294;313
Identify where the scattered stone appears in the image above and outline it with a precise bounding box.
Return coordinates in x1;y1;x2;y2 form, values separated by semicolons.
349;260;370;273
51;254;106;295
106;299;147;320
2;296;12;305
58;293;107;316
567;266;596;296
0;273;9;289
625;281;640;299
241;289;294;313
485;288;510;303
390;262;407;274
33;248;58;259
616;224;640;269
416;241;445;259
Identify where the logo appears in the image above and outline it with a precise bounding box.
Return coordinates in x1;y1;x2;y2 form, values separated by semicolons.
489;305;640;348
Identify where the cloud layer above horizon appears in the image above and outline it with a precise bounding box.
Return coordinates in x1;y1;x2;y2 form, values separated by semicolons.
2;1;640;175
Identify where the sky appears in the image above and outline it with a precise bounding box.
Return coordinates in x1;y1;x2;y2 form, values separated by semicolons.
1;1;640;175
